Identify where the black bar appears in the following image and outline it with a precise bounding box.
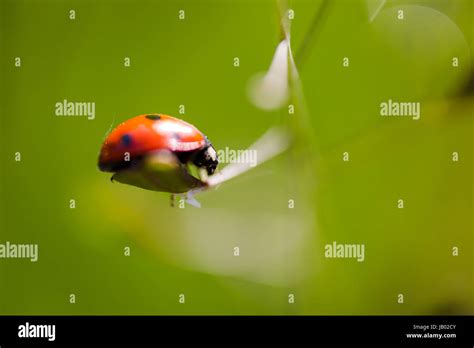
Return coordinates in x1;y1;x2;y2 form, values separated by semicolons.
0;316;472;345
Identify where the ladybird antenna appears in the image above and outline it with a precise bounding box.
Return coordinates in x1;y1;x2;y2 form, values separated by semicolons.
204;127;290;188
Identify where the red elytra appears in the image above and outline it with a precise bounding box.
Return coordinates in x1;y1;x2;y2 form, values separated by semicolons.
98;114;208;171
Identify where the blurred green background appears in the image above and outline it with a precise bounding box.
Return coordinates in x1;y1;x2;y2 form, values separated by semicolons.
0;0;472;315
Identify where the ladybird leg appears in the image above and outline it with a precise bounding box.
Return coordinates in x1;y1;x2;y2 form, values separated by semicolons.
170;194;176;208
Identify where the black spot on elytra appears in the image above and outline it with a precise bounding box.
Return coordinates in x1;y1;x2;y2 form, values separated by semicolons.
146;114;161;120
121;134;132;146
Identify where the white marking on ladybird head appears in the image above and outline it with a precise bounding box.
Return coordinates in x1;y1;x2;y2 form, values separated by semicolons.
207;146;217;161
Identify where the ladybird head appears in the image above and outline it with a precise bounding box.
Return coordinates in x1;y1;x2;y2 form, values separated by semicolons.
193;144;218;175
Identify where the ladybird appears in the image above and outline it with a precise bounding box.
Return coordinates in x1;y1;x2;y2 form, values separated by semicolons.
98;114;218;195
